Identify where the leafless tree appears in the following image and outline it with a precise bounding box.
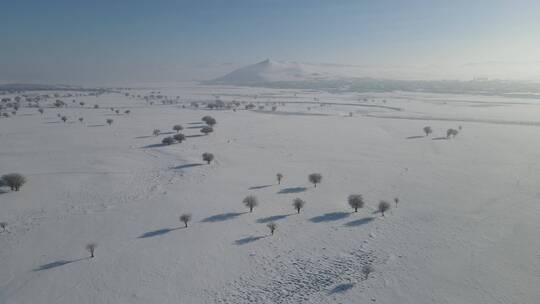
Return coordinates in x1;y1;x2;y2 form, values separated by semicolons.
0;222;6;232
173;125;183;133
348;194;364;212
243;195;258;212
202;152;214;164
292;198;306;213
423;126;432;137
153;129;161;136
201;126;213;135
180;214;191;228
61;116;67;123
79;117;84;123
38;108;44;114
106;118;113;126
1;173;26;191
173;133;185;143
276;173;283;185
394;197;399;207
267;222;277;235
378;200;390;216
162;136;174;145
86;243;97;258
308;173;322;187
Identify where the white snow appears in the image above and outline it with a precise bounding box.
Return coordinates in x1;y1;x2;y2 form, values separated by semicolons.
1;83;539;303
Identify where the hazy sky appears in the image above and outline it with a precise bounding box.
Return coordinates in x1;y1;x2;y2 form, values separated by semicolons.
1;0;540;84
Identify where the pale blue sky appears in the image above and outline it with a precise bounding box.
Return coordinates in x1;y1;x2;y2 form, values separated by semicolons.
1;0;540;84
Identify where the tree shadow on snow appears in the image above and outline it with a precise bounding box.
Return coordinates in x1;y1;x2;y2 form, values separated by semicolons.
256;214;292;223
186;134;204;138
141;143;166;148
173;163;204;170
33;257;88;272
328;283;354;294
406;135;424;139
234;235;267;245
277;187;307;194
87;124;106;127
309;212;350;223
432;137;448;140
138;227;183;238
201;212;246;223
188;122;204;125
249;184;273;190
344;217;375;227
187;126;204;129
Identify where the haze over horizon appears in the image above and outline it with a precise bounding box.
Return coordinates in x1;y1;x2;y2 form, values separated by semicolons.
2;0;540;85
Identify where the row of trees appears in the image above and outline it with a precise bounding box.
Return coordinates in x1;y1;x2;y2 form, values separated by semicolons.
423;126;461;138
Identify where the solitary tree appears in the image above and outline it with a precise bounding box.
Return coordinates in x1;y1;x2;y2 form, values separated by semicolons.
173;133;186;143
162;136;174;145
267;222;277;235
423;126;432;137
94;104;99;109
201;126;213;135
243;195;258;212
79;102;85;107
86;243;97;258
362;264;374;279
79;117;84;123
179;214;191;228
308;173;322;187
106;118;113;126
124;110;130;115
61;116;67;123
276;173;283;185
173;125;183;133
202;116;216;126
38;108;44;115
115;110;120;115
0;222;6;232
378;200;390;216
394;197;399;207
446;128;458;138
2;173;26;191
153;129;161;136
202;152;214;164
348;194;364;212
292;198;306;213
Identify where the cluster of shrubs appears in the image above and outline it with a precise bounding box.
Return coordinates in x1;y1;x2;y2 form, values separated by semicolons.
423;125;461;139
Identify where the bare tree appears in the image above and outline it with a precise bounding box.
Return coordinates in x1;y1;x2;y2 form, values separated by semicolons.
423;126;432;137
38;108;44;115
243;195;258;212
173;125;183;133
61;116;67;123
394;197;399;207
308;173;322;187
0;222;6;232
153;129;161;136
86;243;97;258
162;136;174;145
202;152;214;164
362;264;374;279
201;126;213;135
79;117;84;123
124;110;130;115
106;118;113;126
292;198;306;213
348;194;364;212
378;200;390;216
267;222;277;235
79;102;85;107
447;128;458;138
1;173;26;191
173;133;186;143
179;214;191;228
276;173;283;185
94;104;99;109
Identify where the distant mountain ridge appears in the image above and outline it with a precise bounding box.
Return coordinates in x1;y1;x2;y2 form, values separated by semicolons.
207;60;540;96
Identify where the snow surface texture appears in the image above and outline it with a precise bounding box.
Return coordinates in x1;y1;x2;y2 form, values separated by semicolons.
1;83;540;303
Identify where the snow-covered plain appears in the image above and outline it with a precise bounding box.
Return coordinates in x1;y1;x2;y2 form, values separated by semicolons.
1;82;540;303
